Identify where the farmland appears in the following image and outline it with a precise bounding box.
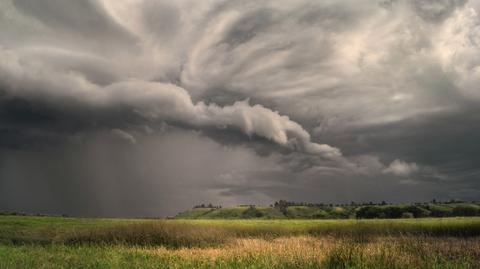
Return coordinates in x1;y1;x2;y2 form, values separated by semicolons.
1;215;480;268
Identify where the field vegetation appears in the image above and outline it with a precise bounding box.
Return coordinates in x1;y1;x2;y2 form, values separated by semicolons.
0;215;480;268
175;200;480;220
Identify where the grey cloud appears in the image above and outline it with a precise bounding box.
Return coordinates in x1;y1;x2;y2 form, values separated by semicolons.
0;44;341;159
412;0;468;22
12;0;138;52
1;0;479;216
181;0;480;128
0;130;278;217
142;2;181;40
111;129;136;144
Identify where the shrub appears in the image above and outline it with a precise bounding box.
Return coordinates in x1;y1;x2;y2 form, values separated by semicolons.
242;206;264;218
401;212;414;218
428;205;452;217
356;206;382;219
452;205;479;216
382;206;405;218
404;205;430;218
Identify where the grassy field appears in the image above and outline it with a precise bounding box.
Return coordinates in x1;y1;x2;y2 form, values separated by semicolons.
0;215;480;268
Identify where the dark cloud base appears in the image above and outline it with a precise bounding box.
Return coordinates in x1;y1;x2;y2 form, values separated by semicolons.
1;0;480;216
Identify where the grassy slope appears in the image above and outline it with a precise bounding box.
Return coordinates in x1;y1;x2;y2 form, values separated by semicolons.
175;206;290;219
174;203;480;220
175;208;216;219
175;206;286;219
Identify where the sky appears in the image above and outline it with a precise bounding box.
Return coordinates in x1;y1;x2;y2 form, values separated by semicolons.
1;0;480;217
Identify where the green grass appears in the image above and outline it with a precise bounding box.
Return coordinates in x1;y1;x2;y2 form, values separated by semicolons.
1;215;480;268
175;206;288;219
175;208;217;219
0;215;151;245
174;202;480;219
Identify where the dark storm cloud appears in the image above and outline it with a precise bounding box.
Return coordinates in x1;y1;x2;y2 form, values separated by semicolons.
1;0;480;216
0;130;278;216
318;108;480;177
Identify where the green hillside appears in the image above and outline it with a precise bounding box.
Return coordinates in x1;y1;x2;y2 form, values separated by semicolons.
174;205;286;219
174;201;480;219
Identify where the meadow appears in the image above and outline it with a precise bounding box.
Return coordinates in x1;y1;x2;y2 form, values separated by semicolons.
0;215;480;268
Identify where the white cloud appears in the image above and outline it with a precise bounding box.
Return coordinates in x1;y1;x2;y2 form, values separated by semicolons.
110;129;136;144
107;81;343;159
383;159;419;177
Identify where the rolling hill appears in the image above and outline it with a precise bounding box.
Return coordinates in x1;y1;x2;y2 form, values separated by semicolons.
174;201;480;219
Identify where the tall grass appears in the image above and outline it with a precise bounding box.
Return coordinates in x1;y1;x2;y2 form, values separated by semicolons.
307;220;480;238
3;217;479;247
1;216;480;268
60;222;230;248
1;236;479;269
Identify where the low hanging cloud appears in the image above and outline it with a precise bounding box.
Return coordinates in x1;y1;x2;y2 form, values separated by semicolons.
1;0;480;216
0;47;340;159
109;80;342;158
110;129;136;144
383;159;419;177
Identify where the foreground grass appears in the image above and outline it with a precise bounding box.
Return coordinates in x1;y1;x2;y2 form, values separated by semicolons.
1;216;480;268
1;237;479;269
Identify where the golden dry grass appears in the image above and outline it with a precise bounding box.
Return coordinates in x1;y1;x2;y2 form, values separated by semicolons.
140;235;480;268
2;216;480;268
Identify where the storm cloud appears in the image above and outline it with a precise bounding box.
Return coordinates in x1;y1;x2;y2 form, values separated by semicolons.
1;0;479;217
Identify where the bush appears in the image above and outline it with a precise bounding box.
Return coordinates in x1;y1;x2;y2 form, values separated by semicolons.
404;205;430;218
356;206;383;219
428;205;452;217
382;206;405;218
312;210;328;219
452;205;479;216
242;206;264;218
401;212;414;218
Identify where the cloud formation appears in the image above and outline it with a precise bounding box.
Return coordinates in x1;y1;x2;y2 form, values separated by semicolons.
111;129;136;144
0;48;340;158
1;0;480;216
383;159;419;177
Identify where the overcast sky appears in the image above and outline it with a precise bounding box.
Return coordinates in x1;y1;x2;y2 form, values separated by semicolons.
1;0;479;217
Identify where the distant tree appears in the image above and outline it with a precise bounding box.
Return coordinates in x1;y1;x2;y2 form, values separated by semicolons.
383;206;404;218
193;203;221;209
356;206;382;219
242;205;264;218
405;205;430;218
